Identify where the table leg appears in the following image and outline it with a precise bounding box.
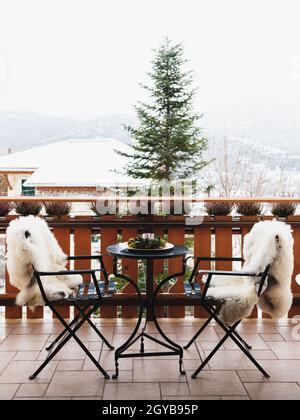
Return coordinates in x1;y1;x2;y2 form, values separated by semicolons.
151;256;187;375
146;259;154;321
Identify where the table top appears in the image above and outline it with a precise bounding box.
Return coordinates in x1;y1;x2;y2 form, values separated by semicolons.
107;243;189;260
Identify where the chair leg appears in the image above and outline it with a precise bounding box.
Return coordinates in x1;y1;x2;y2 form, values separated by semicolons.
232;330;252;350
74;302;114;350
30;303;110;380
191;321;240;378
184;316;213;349
45;313;82;352
191;303;270;380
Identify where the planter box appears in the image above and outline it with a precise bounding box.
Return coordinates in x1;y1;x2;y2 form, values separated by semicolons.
239;215;261;222
211;215;233;222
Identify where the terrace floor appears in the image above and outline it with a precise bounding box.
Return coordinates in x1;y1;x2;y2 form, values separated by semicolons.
0;317;300;400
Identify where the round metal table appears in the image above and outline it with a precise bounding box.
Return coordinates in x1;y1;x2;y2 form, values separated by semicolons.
107;243;189;379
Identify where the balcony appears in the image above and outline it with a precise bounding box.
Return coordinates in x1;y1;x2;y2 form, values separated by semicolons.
0;197;300;400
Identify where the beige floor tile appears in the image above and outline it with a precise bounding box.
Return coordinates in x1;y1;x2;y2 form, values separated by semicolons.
199;341;225;351
14;397;72;400
103;383;160;400
276;326;300;341
0;351;16;372
46;371;105;397
0;335;49;351
261;360;300;382
221;396;250;400
0;328;12;340
267;341;300;359
238;370;270;383
13;351;40;361
245;382;300;400
57;360;84;371
11;327;35;335
163;396;221;400
38;341;88;361
206;351;260;370
235;323;278;334
107;370;133;382
15;383;48;398
192;328;219;342
89;342;103;351
99;350;133;371
177;342;199;360
32;324;64;335
220;333;269;350
114;326;142;334
113;334;158;351
175;326;204;340
82;351;100;371
187;371;247;396
160;382;190;397
0;360;57;384
0;383;20;400
183;359;209;371
260;333;284;342
76;327;113;342
1;319;300;400
133;359;187;382
249;350;277;360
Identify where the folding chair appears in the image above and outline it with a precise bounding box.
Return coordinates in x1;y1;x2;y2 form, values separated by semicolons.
184;256;271;379
29;255;115;381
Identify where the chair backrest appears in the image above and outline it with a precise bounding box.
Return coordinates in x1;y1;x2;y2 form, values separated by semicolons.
6;215;67;292
242;220;294;282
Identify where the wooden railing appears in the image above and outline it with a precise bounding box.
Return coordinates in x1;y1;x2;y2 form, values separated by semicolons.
1;197;300;319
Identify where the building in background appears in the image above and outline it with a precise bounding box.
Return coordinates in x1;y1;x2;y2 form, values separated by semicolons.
0;138;140;197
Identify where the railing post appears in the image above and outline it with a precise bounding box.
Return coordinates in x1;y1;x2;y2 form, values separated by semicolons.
100;225;118;318
168;225;185;318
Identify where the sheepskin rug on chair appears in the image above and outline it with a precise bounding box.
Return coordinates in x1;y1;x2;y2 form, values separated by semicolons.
6;216;83;308
207;220;294;325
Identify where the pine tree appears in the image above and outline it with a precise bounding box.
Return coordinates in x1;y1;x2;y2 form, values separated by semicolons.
120;38;209;181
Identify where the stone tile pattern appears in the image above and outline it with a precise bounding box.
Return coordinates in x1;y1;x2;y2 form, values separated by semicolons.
0;318;300;400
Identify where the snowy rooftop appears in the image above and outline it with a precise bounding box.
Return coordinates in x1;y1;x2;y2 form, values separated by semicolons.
0;138;141;187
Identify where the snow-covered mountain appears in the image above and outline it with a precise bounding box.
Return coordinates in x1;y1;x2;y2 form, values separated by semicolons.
0;110;299;186
0;111;132;154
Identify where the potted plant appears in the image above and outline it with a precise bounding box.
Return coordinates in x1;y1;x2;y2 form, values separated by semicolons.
0;202;14;219
15;201;43;216
236;201;262;221
205;201;234;220
271;202;297;220
44;201;72;219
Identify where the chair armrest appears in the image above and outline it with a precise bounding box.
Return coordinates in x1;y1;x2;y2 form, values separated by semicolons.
36;269;101;276
34;269;104;302
198;270;260;277
186;256;245;286
67;254;111;261
193;257;244;262
199;269;262;299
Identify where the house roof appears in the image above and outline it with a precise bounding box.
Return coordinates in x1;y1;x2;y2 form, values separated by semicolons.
0;138;141;188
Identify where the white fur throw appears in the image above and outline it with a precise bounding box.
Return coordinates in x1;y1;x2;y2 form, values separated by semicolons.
207;220;294;324
6;216;83;308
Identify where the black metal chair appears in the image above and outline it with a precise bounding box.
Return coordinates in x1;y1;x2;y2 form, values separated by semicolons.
29;255;115;380
184;256;271;379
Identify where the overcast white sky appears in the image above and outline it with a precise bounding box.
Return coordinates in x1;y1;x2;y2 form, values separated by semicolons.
0;0;299;119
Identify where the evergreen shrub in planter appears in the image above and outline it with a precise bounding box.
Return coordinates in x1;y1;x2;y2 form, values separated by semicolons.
205;201;233;216
15;201;43;216
271;202;297;218
0;202;14;217
236;202;262;216
44;202;72;216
